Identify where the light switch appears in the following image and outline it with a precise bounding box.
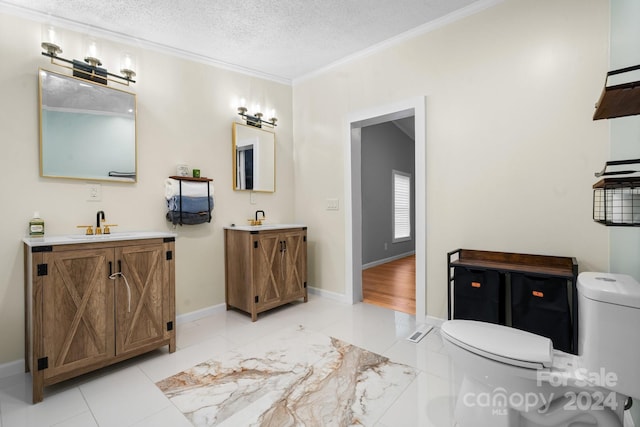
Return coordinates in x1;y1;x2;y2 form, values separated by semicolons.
250;191;257;205
326;198;339;210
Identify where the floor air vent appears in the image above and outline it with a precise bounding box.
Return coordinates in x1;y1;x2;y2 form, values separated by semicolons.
406;325;433;343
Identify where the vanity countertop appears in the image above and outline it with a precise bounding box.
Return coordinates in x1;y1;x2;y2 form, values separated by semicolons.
224;224;306;232
23;231;177;247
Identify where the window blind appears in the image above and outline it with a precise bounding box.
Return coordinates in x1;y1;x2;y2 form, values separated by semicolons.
393;171;411;241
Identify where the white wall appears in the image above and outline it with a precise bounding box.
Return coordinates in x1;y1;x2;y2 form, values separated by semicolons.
610;0;640;280
0;11;294;365
609;0;640;423
292;0;610;319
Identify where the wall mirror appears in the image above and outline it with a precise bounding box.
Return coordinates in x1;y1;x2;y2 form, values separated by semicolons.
39;68;137;182
232;122;275;192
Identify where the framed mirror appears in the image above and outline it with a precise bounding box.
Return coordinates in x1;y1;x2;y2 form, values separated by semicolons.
39;68;137;182
232;122;275;192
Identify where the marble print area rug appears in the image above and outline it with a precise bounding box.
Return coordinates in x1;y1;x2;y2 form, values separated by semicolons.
156;326;417;426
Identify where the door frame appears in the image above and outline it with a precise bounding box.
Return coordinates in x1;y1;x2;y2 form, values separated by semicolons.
344;96;426;323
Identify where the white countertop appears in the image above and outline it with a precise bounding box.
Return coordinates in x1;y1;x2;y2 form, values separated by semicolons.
23;231;177;247
224;224;306;232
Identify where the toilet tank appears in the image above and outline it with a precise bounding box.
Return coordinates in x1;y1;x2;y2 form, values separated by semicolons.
578;272;640;399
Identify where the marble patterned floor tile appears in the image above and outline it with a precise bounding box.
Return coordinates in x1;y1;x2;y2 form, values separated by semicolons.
378;371;457;427
79;366;171;427
157;326;417;426
0;379;89;427
51;411;98;427
139;335;236;383
130;406;193;427
313;303;419;357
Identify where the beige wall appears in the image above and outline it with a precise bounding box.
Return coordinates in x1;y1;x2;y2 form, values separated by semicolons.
292;0;611;318
0;0;614;367
0;12;294;364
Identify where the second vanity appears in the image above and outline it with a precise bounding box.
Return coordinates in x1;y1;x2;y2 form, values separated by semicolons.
23;231;176;403
224;224;307;321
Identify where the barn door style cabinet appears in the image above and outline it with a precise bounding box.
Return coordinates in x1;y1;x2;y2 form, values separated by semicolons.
224;225;308;321
23;232;176;403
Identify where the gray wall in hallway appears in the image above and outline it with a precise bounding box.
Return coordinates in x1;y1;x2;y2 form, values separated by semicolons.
361;120;415;265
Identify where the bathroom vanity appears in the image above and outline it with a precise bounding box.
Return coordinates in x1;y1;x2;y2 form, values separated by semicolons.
23;232;176;403
224;225;307;321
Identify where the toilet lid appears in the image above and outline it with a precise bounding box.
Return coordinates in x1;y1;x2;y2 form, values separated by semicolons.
441;320;553;369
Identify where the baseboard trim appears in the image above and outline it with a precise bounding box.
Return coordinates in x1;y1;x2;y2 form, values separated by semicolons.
0;359;25;379
308;286;350;303
176;303;227;325
425;315;446;327
362;251;415;270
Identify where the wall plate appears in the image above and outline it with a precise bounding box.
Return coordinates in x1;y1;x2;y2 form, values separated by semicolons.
86;183;101;202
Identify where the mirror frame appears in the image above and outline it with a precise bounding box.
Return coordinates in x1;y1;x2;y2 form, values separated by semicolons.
38;68;138;183
232;122;276;192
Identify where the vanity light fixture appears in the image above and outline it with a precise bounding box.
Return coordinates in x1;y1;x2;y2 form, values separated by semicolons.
40;24;137;86
237;101;277;128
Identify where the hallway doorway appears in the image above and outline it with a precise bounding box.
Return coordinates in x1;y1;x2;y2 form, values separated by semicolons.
359;116;416;314
346;97;426;323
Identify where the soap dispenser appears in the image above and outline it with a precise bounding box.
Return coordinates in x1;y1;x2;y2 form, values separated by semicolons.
29;212;45;236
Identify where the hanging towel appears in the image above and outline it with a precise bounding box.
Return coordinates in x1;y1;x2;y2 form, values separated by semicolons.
165;178;213;199
166;211;211;225
167;196;214;214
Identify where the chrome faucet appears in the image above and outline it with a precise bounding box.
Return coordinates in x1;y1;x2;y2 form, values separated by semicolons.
96;210;105;234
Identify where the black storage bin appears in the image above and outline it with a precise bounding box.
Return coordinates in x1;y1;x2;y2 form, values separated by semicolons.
511;273;572;353
453;267;504;324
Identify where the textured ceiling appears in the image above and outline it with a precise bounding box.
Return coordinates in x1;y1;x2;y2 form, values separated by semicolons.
2;0;485;82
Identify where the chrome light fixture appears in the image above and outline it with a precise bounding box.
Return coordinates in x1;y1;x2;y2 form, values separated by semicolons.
237;100;277;128
40;24;136;86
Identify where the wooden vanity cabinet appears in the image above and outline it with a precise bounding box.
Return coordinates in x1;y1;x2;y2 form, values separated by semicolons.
225;227;307;321
24;237;176;403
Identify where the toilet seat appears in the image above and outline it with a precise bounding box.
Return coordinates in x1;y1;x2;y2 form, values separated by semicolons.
441;320;553;369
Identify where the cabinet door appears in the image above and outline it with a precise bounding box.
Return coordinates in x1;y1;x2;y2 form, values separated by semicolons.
282;230;307;300
115;243;167;355
41;248;114;379
254;232;282;309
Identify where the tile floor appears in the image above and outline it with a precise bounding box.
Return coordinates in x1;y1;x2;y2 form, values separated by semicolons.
0;295;459;426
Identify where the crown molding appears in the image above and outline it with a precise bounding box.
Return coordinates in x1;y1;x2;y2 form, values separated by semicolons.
0;1;292;85
293;0;504;85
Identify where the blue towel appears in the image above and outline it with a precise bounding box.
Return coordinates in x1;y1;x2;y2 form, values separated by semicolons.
167;196;213;213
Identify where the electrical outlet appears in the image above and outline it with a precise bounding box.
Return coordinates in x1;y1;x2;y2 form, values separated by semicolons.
250;191;257;205
87;183;101;202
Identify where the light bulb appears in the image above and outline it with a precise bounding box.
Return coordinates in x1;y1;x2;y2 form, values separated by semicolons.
41;23;62;55
83;36;102;66
120;52;137;79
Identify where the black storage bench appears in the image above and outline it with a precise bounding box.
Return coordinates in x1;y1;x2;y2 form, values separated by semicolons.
447;249;578;354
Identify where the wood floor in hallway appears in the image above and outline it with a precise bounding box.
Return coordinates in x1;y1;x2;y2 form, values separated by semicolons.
362;254;416;315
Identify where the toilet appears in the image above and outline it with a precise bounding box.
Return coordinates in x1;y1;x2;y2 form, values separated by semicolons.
441;272;640;427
